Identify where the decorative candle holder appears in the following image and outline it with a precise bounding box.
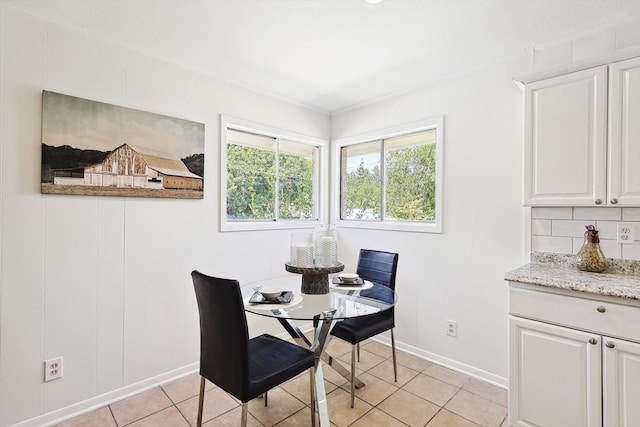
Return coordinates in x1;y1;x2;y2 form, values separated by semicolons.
314;225;337;267
285;262;344;294
289;233;314;268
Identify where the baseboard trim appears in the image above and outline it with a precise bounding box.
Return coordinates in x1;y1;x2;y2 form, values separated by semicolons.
293;324;508;387
11;363;199;427
373;335;508;389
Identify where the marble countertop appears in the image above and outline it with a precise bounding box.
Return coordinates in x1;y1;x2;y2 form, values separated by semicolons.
505;253;640;300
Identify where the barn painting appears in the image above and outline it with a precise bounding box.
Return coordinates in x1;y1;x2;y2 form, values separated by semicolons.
41;91;205;199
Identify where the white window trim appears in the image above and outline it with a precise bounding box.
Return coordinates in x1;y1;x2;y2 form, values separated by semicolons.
220;115;328;232
331;116;444;233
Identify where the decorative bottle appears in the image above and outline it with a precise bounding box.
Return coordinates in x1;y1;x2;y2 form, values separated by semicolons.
575;225;609;273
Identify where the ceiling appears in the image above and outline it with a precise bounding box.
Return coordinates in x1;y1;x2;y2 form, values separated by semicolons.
2;0;640;112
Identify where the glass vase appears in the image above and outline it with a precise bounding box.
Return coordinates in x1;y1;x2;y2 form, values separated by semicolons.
575;225;609;273
314;225;337;267
290;233;314;268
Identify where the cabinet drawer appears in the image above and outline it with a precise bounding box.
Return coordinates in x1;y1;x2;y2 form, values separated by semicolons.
510;286;640;342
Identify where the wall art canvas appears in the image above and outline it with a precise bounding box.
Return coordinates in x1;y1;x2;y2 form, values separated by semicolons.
41;91;205;199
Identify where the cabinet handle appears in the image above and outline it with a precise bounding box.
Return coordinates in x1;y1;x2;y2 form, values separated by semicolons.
606;341;615;348
595;199;603;205
597;306;606;313
589;338;598;345
611;198;619;204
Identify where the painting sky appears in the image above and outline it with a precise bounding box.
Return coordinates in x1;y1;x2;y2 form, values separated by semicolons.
42;91;204;159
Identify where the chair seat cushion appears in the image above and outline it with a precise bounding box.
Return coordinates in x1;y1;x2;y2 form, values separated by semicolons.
247;334;315;400
330;311;394;345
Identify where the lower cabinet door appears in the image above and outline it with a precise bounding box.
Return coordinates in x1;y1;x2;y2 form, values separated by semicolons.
509;316;602;427
603;337;640;427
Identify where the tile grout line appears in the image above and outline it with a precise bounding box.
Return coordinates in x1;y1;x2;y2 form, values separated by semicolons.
116;387;176;427
157;386;192;427
107;405;118;427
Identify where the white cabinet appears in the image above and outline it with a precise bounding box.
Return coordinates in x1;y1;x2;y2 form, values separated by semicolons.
509;285;640;427
607;57;640;206
523;57;640;206
603;337;640;427
510;317;602;427
524;66;607;206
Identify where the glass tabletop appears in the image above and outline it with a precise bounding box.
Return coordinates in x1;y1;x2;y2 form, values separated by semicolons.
243;275;396;321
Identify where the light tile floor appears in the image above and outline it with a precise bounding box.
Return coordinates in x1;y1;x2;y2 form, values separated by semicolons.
53;339;509;427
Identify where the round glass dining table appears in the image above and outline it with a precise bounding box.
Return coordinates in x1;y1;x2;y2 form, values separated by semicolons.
242;275;396;427
243;275;395;320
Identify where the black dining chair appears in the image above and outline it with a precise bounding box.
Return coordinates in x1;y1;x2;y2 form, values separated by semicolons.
191;270;316;426
329;249;399;408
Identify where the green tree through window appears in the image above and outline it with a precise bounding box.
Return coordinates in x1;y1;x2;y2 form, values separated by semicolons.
341;129;438;223
279;149;314;219
386;143;436;221
226;129;318;222
345;160;381;219
226;144;275;220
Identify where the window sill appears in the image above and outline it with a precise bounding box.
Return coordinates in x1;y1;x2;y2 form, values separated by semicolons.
336;219;442;234
221;220;322;233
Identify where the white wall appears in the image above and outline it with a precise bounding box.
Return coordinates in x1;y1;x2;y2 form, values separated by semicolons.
331;54;528;386
0;8;330;426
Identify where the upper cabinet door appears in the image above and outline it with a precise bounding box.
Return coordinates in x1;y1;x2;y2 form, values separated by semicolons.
524;66;608;206
608;57;640;206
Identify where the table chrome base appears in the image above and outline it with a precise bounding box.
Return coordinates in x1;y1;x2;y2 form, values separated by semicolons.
322;352;365;389
277;312;366;426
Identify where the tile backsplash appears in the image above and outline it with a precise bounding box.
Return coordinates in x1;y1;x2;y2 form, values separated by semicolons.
531;207;640;261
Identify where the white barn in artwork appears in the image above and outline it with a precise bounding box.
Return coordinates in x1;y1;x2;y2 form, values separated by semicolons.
55;143;203;191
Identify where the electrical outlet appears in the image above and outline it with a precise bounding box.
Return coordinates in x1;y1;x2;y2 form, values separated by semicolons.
617;224;636;244
446;320;457;337
44;357;63;382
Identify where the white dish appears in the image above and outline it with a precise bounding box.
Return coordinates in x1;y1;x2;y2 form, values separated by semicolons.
259;287;283;300
338;273;359;283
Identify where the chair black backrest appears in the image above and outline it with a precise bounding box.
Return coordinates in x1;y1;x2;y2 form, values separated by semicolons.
191;270;249;399
356;249;399;290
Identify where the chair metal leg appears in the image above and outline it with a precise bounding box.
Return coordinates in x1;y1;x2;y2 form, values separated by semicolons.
310;367;316;427
357;342;360;362
264;390;268;406
350;344;356;408
241;402;248;427
391;329;398;382
197;376;205;427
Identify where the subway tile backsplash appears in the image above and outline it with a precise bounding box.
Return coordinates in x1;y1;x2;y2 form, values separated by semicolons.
623;208;640;221
573;207;622;221
531;207;640;261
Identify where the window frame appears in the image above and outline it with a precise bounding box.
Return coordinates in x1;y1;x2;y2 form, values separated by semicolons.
221;115;328;232
331;117;444;233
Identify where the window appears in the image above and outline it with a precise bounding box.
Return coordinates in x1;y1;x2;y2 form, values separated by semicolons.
333;117;443;233
221;115;327;232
